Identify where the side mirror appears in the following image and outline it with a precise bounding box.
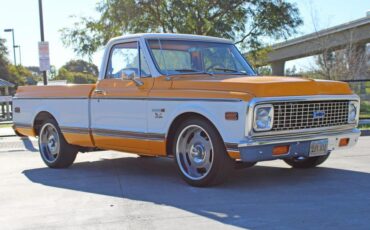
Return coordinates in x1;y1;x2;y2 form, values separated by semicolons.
121;70;144;86
121;69;136;80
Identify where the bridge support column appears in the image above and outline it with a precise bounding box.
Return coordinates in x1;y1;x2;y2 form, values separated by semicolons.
352;44;367;79
349;44;368;94
271;61;285;76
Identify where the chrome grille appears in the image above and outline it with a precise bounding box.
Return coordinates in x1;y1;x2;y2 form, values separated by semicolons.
272;100;349;131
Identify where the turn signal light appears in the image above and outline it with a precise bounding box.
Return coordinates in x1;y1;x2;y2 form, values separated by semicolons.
273;145;290;156
339;138;350;147
225;112;239;120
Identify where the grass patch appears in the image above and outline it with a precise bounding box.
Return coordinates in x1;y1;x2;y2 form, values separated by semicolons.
360;100;370;119
0;123;12;129
358;123;370;130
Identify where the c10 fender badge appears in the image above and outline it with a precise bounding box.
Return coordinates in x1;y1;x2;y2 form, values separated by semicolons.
313;111;325;119
152;108;165;119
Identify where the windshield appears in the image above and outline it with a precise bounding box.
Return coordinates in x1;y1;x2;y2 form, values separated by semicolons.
147;39;256;76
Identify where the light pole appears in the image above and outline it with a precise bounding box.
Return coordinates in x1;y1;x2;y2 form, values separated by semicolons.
14;45;22;66
38;0;47;85
3;28;16;65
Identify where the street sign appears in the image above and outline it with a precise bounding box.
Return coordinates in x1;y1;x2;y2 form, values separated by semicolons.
38;42;50;71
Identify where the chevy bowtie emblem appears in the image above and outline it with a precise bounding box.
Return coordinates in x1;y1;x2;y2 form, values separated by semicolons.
313;111;325;119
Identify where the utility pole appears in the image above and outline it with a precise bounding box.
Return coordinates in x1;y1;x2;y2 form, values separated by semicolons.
4;29;16;65
38;0;48;85
15;45;22;65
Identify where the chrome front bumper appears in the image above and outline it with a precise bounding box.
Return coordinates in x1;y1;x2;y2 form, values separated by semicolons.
237;128;361;162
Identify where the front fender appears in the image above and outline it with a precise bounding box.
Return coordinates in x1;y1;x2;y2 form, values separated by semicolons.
161;100;247;144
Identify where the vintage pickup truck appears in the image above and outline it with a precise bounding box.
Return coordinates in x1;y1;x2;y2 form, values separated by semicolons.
13;33;360;186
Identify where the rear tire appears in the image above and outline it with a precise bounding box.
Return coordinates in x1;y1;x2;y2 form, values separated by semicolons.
38;119;78;168
283;153;330;169
173;117;234;187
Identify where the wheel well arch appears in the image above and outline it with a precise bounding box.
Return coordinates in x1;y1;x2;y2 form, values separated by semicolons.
166;112;223;156
33;111;58;136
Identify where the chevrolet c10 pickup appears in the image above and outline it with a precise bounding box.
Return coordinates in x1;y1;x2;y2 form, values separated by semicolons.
13;33;360;186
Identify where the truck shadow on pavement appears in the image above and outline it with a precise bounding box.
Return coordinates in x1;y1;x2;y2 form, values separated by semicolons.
21;137;38;152
23;156;370;229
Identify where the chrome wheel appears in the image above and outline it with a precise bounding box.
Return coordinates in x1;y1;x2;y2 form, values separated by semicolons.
39;123;60;163
176;125;214;180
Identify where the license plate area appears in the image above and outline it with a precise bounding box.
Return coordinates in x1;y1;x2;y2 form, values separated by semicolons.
309;139;328;157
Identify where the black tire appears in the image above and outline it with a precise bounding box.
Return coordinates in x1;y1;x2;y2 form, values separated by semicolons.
234;161;257;170
38;119;78;168
283;153;330;169
173;117;234;187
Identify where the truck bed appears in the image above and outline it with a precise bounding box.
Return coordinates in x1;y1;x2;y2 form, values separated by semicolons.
13;84;96;147
15;84;96;99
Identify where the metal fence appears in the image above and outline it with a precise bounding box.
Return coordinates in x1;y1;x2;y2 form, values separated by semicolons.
0;96;12;122
341;79;370;120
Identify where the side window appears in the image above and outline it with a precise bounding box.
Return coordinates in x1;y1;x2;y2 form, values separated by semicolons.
106;42;151;79
140;48;151;77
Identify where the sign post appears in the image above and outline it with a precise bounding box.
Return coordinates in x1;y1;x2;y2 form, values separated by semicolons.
38;41;50;72
38;0;48;85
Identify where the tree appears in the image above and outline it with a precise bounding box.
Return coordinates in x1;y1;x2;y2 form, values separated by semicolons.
61;0;302;57
254;66;272;75
61;59;99;76
55;60;98;84
26;66;43;76
1;39;32;87
315;46;368;81
7;65;35;86
55;67;97;84
54;59;98;84
246;46;272;68
0;38;10;81
285;65;298;76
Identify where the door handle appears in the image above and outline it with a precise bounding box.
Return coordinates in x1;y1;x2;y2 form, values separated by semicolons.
94;89;106;95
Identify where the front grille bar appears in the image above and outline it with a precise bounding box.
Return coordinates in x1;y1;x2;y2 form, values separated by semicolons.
272;100;349;131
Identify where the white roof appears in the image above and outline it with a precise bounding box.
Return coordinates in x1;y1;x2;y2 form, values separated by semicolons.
110;33;233;44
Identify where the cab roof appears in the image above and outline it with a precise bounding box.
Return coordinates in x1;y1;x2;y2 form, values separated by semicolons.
109;33;234;44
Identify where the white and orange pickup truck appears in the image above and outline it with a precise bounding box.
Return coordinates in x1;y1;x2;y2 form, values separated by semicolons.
13;33;360;186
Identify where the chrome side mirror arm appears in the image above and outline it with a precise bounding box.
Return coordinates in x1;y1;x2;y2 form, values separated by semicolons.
132;78;144;86
122;71;144;87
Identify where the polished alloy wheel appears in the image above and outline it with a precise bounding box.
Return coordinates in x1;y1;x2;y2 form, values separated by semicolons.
39;123;60;163
176;125;214;180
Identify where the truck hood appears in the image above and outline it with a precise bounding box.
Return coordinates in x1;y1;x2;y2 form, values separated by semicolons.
171;75;353;97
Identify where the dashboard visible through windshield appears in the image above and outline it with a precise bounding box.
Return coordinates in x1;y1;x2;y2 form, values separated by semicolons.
146;39;256;76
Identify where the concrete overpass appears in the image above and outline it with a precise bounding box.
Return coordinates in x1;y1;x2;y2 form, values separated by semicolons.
268;14;370;75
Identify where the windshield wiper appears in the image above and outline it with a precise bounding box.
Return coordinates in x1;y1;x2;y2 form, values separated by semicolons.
213;68;245;75
175;69;213;76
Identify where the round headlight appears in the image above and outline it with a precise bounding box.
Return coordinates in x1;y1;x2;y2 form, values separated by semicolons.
254;105;274;131
348;102;358;123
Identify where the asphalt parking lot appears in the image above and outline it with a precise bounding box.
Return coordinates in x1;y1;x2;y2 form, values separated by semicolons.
0;136;369;230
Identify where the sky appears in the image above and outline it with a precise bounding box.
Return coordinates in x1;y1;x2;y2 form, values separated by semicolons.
0;0;369;71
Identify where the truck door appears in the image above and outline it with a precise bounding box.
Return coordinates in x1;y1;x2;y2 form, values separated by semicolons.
91;41;154;152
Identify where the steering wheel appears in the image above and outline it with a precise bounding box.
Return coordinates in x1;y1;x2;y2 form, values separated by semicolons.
206;63;226;72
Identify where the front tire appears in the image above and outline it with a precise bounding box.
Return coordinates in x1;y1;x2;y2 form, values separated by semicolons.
38;119;78;168
283;153;330;169
173;118;234;187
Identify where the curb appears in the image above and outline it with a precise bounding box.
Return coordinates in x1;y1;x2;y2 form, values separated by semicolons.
0;134;17;138
0;148;27;153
